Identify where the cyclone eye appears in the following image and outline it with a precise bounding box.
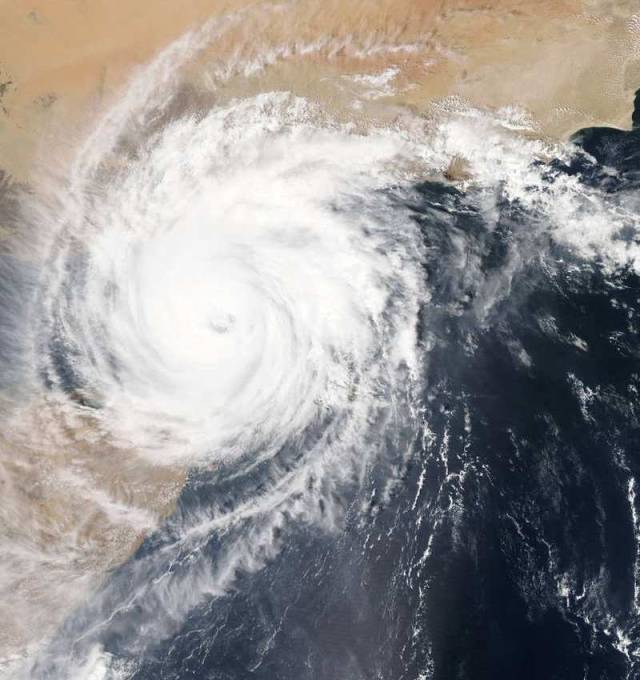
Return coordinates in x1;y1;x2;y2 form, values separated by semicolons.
208;312;235;334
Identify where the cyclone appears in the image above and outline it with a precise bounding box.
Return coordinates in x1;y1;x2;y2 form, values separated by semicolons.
38;91;424;467
10;28;431;676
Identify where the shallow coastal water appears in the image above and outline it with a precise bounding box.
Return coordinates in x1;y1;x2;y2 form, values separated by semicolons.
1;2;640;679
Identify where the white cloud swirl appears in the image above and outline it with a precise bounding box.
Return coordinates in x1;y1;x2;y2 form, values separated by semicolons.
39;92;424;467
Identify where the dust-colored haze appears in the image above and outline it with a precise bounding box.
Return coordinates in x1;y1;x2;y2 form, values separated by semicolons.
0;401;186;655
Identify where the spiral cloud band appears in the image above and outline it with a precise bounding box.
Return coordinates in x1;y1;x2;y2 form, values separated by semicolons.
39;91;425;470
14;68;430;677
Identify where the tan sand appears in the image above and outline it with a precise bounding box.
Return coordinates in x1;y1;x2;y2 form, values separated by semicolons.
0;0;638;181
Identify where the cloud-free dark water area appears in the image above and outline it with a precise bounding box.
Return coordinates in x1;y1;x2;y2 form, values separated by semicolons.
26;94;640;680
